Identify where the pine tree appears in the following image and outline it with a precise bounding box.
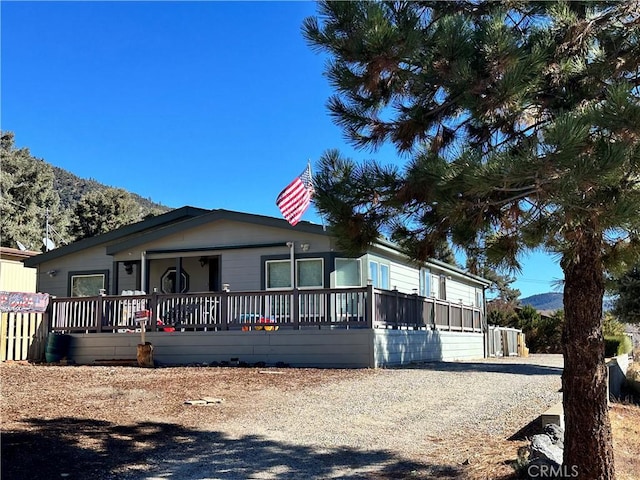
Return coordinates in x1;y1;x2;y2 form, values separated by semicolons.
304;2;640;477
612;264;640;324
70;188;143;240
0;132;68;250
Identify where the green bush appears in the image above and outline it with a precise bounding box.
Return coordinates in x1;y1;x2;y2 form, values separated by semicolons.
521;310;564;354
603;313;626;336
604;335;633;357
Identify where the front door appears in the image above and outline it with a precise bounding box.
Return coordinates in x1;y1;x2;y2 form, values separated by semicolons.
208;256;221;291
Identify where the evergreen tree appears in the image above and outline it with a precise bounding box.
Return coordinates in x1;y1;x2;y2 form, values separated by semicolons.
70;188;142;240
304;2;640;477
0;132;68;250
603;311;627;336
611;264;640;324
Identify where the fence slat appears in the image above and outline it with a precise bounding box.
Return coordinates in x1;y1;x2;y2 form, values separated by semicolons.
0;312;46;362
1;313;8;361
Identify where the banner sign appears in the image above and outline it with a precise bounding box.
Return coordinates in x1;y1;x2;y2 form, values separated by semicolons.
0;291;50;313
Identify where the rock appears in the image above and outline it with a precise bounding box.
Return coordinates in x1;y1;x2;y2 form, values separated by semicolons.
543;423;564;449
530;434;563;466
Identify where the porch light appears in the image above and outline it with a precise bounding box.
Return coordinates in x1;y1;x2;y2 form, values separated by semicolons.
199;257;209;267
300;243;310;251
46;270;57;277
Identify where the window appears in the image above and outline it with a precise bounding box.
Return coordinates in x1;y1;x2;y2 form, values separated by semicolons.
297;259;323;288
419;268;430;297
70;273;107;297
438;275;447;300
267;258;324;289
369;260;390;289
266;260;291;289
380;264;389;289
161;268;190;294
369;262;378;287
335;258;361;287
475;288;484;308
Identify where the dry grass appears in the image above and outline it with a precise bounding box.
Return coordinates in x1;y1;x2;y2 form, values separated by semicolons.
2;360;638;479
449;402;640;480
610;403;640;480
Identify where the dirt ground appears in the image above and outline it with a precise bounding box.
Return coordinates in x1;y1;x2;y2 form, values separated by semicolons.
1;359;638;480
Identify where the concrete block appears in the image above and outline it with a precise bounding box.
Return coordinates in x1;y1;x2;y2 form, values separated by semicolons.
541;402;564;430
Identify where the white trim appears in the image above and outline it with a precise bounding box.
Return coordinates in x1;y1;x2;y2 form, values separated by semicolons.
265;259;292;290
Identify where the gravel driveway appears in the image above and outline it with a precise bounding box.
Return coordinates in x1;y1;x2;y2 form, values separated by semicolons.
1;354;563;480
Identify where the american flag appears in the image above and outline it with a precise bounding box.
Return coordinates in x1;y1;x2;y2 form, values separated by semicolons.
276;164;314;226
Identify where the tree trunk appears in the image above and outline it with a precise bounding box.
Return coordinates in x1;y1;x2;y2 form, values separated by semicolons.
562;232;615;479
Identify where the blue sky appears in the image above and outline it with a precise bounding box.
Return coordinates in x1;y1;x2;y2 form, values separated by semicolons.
1;1;563;298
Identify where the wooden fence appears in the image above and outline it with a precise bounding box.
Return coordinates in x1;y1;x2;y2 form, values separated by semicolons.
1;312;48;362
486;325;522;357
48;286;484;334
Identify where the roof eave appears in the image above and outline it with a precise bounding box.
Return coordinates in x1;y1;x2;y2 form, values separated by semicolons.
24;206;209;267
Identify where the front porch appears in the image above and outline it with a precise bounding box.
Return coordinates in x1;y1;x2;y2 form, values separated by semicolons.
49;286;485;367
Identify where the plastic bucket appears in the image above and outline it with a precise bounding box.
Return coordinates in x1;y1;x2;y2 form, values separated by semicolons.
45;334;72;363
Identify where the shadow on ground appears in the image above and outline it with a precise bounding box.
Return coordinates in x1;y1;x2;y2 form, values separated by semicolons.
2;417;461;480
394;361;562;376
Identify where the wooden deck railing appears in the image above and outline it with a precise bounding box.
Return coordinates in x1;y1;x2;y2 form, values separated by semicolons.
48;286;483;333
373;289;482;332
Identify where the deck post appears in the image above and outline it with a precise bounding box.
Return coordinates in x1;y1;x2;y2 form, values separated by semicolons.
366;284;374;329
95;295;103;333
292;288;299;330
432;299;437;328
393;287;399;329
221;290;229;330
150;291;159;332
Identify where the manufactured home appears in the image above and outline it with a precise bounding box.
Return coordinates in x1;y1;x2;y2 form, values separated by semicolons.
25;207;490;367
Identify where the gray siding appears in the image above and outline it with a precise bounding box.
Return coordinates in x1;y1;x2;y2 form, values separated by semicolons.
68;329;374;368
141;220;332;292
388;262;418;293
446;280;477;306
37;246;113;297
119;220;332;260
373;329;484;366
67;329;484;368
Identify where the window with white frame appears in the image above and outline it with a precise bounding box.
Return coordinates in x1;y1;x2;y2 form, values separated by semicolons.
380;264;389;289
419;268;431;297
475;288;484;308
266;260;291;289
335;258;361;287
70;273;107;297
296;258;323;288
368;260;390;289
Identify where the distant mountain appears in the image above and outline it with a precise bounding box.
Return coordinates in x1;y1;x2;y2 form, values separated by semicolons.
520;292;563;312
51;165;170;214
